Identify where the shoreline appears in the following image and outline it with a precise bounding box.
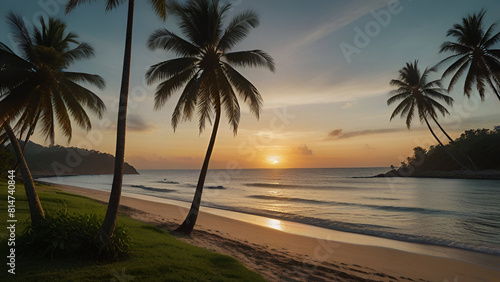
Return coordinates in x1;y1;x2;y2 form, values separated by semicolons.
46;182;500;281
375;169;500;180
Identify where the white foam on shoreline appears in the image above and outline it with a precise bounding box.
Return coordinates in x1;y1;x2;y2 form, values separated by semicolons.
123;192;500;270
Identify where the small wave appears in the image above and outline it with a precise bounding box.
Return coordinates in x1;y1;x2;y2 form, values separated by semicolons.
131;185;175;193
244;182;378;190
245;183;298;188
248;195;327;205
180;184;226;189
156;180;180;184
363;197;399;201
247;195;455;215
199;203;500;256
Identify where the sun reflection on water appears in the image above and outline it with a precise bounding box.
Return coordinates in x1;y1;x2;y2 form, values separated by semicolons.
267;218;283;230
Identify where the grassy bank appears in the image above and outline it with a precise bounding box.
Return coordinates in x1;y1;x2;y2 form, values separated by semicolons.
0;179;265;281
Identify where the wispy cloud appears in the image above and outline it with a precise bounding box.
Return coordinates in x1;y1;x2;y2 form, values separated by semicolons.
284;0;391;55
292;144;313;155
325;127;405;140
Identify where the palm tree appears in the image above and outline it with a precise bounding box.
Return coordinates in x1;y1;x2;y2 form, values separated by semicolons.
146;0;275;234
438;9;500;102
388;60;469;170
66;0;168;243
0;13;106;223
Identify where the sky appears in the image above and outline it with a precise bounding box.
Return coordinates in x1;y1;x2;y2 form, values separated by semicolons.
1;0;500;170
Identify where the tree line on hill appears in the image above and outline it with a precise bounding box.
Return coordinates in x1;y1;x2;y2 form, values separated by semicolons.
1;141;138;177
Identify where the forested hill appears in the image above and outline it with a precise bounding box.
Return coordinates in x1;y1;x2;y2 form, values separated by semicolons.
18;141;139;177
378;128;500;179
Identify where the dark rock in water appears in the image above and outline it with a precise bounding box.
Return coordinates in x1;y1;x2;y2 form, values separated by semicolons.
206;185;226;189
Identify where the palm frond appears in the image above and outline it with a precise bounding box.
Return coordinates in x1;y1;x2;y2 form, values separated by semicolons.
387;92;410;105
154;68;196;110
61;79;106;119
224;50;275;72
222;62;262;118
149;0;168;20
6;11;34;62
63;72;106;90
171;72;204;130
217;69;240;134
218;10;259;51
146;57;198;85
64;42;95;66
148;28;200;56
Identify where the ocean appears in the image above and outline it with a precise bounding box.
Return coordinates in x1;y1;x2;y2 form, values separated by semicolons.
39;167;500;256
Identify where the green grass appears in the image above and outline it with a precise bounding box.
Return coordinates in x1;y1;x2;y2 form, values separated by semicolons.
0;178;266;281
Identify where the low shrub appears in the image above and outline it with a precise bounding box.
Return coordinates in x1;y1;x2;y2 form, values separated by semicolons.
18;210;131;260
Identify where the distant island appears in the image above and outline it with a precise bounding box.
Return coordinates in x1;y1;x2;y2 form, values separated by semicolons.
377;128;500;180
11;141;139;178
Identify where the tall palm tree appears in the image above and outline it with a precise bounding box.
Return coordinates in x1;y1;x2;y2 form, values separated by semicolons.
147;0;275;234
0;13;106;223
388;60;469;170
66;0;167;243
438;9;500;102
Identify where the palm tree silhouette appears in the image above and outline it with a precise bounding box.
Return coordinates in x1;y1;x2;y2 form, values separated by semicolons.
438;9;500;102
388;60;469;170
146;0;275;234
0;13;106;223
66;0;168;243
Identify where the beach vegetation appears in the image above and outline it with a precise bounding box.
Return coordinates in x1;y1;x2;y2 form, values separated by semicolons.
146;0;275;234
0;13;106;224
19;211;131;260
400;127;500;172
65;0;169;246
0;179;266;281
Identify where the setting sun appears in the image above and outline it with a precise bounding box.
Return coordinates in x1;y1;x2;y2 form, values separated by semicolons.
267;156;281;165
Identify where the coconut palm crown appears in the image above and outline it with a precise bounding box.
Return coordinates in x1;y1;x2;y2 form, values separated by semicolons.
146;0;275;134
0;12;106;144
438;9;500;101
388;60;453;129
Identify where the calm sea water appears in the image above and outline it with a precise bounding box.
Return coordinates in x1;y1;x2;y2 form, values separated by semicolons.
39;168;500;256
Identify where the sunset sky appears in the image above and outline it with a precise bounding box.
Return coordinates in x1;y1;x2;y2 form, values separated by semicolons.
2;0;500;169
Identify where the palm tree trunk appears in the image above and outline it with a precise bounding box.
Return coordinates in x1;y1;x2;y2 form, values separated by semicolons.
493;85;500;101
14;115;39;172
100;0;134;244
424;117;469;171
430;116;478;170
176;102;221;235
4;122;45;223
430;116;453;143
486;76;500;101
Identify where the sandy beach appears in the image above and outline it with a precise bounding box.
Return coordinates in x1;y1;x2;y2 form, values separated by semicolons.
48;183;500;281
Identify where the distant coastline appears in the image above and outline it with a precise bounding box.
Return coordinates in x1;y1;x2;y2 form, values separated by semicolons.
375;169;500;180
20;141;139;177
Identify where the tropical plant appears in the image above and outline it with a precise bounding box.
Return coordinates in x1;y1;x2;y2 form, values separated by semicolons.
146;0;275;234
438;9;500;102
388;60;469;170
0;13;106;223
66;0;168;244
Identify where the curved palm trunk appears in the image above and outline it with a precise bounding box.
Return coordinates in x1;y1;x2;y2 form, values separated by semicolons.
4;122;44;223
491;82;500;101
430;116;454;143
430;116;478;170
13;116;39;172
423;117;469;171
100;0;134;244
176;103;221;235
